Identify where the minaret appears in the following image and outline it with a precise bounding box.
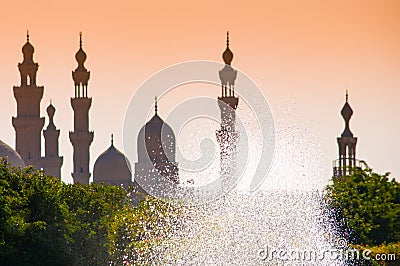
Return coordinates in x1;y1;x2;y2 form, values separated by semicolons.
12;31;45;168
216;32;239;185
69;32;94;184
41;102;63;178
333;90;358;177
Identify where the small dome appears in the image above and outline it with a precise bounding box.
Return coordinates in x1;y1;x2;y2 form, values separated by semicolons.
222;47;233;65
75;32;87;67
93;141;132;185
46;103;56;117
0;140;25;168
341;102;353;121
22;41;34;56
75;48;87;66
341;92;354;137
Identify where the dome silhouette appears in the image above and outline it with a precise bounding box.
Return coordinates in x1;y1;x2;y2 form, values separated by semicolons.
135;99;179;185
22;41;34;57
93;137;132;186
137;113;176;163
0;140;25;168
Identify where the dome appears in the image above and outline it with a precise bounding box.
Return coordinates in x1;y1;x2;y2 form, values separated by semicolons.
137;113;176;163
22;32;34;57
341;91;354;137
0;140;25;168
222;47;233;65
75;32;87;68
46;103;56;117
22;41;34;56
341;102;353;121
93;140;132;185
75;48;87;66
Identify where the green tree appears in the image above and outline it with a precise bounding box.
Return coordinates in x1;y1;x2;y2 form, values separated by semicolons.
108;196;182;265
326;167;400;245
0;158;181;265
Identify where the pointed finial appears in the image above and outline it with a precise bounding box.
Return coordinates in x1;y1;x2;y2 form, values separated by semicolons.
50;99;52;105
346;89;349;102
111;134;114;146
155;96;158;114
27;30;30;42
79;32;82;48
226;31;229;47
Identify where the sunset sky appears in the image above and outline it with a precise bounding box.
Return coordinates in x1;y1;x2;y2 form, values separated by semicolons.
0;0;399;184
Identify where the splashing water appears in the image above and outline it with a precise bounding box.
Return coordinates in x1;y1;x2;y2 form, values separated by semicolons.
126;104;351;265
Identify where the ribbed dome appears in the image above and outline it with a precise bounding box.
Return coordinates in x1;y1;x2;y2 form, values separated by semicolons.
137;114;176;162
93;141;132;184
0;140;25;168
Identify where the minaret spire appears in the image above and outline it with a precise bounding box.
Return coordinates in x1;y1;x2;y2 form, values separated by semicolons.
333;90;358;177
70;33;94;184
27;30;30;42
155;96;158;114
226;31;229;47
111;134;114;146
41;102;63;179
72;32;90;98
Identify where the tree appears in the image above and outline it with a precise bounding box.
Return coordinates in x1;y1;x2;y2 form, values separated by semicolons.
325;167;400;245
0;158;181;265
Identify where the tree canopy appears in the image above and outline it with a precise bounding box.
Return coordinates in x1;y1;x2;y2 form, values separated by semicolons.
326;167;400;245
0;158;180;265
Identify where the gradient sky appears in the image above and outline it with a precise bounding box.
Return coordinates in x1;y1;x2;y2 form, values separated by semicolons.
0;0;399;184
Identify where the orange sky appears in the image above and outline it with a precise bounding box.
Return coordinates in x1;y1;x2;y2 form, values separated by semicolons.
0;0;399;183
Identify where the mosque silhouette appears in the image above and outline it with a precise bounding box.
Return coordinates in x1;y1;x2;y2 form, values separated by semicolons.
0;31;358;194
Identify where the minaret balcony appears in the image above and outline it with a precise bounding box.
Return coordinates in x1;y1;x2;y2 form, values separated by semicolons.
332;158;368;177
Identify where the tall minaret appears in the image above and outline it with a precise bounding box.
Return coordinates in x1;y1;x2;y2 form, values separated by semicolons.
41;102;63;178
69;32;94;184
12;32;45;168
216;32;239;184
334;90;358;177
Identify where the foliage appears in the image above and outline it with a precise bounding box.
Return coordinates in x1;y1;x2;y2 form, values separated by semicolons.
108;197;182;265
325;167;400;246
0;158;180;265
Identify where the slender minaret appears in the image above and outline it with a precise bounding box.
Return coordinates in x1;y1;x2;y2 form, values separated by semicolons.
334;90;358;177
12;32;45;168
216;32;239;185
41;102;63;178
69;32;94;184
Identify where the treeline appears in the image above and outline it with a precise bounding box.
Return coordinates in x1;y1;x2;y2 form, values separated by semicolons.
0;159;180;265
